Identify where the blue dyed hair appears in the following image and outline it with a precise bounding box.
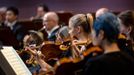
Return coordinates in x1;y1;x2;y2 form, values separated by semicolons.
93;12;120;43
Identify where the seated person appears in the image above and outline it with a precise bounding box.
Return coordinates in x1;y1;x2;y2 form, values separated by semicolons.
68;13;98;58
4;7;27;44
84;12;134;75
22;30;44;75
24;26;71;75
118;10;134;57
42;12;60;41
30;4;49;20
0;7;7;27
56;26;72;58
54;13;102;75
0;13;4;27
0;7;6;27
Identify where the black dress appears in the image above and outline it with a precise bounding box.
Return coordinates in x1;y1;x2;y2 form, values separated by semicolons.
118;38;134;57
84;51;134;75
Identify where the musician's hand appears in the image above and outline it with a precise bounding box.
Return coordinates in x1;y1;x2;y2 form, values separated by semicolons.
26;60;32;64
16;50;21;54
30;16;34;21
37;51;42;57
72;40;77;45
25;46;37;56
35;51;45;60
24;46;30;51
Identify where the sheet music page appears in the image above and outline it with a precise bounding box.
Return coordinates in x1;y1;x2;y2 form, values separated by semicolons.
1;46;32;75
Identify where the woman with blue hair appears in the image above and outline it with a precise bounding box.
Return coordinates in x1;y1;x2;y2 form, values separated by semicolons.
84;12;134;75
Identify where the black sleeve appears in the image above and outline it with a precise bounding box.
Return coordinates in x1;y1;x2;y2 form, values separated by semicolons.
15;25;27;42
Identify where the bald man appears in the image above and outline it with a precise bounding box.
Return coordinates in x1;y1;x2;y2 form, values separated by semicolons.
42;12;60;41
95;8;109;18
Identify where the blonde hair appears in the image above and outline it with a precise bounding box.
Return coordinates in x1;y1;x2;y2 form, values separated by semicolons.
69;13;93;34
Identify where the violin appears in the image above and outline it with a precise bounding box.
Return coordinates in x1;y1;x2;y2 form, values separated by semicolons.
40;41;62;61
17;44;42;66
19;39;71;68
54;41;103;75
118;33;126;39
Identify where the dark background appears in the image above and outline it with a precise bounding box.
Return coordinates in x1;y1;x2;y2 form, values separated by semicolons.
0;0;134;19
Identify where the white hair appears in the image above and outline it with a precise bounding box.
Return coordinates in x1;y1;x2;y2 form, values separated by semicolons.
43;12;59;24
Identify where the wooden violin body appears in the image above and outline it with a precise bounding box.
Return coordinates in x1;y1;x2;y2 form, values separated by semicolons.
40;43;63;62
54;45;103;75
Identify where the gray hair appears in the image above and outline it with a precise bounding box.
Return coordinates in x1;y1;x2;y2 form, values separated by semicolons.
43;12;59;23
58;26;69;38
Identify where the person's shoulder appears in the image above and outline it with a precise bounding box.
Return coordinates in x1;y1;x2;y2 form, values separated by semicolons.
87;52;122;63
53;26;60;33
95;51;134;64
119;51;134;62
14;22;24;29
51;26;60;36
87;54;105;64
84;55;105;75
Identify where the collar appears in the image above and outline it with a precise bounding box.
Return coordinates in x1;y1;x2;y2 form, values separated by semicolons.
5;20;17;30
47;25;59;37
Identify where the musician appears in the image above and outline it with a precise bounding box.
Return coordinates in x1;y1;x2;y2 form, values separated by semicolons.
42;12;60;41
56;26;72;58
30;4;49;20
118;10;134;57
22;30;44;75
0;13;4;27
23;30;44;47
4;7;27;43
54;13;103;75
0;7;6;27
25;26;72;75
68;13;94;58
84;12;134;75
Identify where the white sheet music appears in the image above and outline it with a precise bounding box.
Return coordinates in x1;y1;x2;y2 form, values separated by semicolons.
1;46;32;75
